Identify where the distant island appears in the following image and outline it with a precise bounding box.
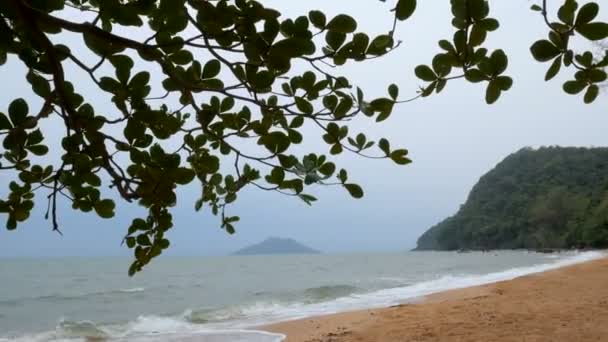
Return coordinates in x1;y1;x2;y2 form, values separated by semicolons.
416;147;608;251
233;237;320;255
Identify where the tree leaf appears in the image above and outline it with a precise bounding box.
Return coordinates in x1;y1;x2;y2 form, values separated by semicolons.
295;97;314;114
415;65;436;81
379;138;390;156
308;10;326;29
203;59;221;78
575;3;599;26
94;199;116;219
396;0;417;21
388;84;399;100
344;183;364;199
26;145;48;156
485;80;501;104
0;112;12;130
8;98;28;126
465;69;487;83
545;56;562;81
576;22;608;41
326;14;357;33
584;84;599;103
563;80;587;94
490;49;508;75
530;40;561;62
390;149;411;165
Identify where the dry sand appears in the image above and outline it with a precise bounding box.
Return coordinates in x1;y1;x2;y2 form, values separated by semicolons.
262;256;608;342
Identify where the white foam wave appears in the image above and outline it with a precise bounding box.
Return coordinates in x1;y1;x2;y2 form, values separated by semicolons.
118;287;145;293
116;316;285;342
3;316;285;342
199;251;606;328
3;251;602;342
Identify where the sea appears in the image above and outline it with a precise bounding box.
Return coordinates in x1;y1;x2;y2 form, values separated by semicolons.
0;250;604;342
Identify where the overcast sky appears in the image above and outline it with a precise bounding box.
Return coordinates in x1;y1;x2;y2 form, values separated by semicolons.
0;1;607;257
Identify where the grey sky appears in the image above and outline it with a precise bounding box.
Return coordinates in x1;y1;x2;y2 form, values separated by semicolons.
0;1;606;257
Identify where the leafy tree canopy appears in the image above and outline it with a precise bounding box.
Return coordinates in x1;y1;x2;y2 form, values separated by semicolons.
0;0;606;274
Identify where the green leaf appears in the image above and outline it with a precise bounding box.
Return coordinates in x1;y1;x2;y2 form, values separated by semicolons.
27;130;43;145
203;59;221;78
109;55;134;84
295;97;314;114
8;98;28;126
545;56;563;81
379;138;390;156
396;0;417;21
485;80;501;104
100;77;121;93
26;71;51;97
344;183;364;199
530;40;561;62
558;0;578;25
575;3;599;26
415;65;436;82
129;71;150;89
173;168;195;184
171;50;193;65
478;18;499;31
490;49;508;75
136;234;151;246
225;223;235;234
94;199;115;219
0;112;12;130
126;237;136;248
390;149;411;165
388;84;399;100
158;239;170;249
495;76;513;91
334;97;353;119
260;131;291;154
6;216;17;230
563;80;587;94
469;24;487;47
468;0;488;20
326;31;346;51
584;84;599;103
366;34;394;55
465;69;486;83
326;14;357;33
26;145;48;156
309;10;326;29
299;194;318;206
576;22;608;41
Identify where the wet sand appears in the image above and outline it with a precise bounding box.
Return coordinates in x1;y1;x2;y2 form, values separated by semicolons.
262;256;608;342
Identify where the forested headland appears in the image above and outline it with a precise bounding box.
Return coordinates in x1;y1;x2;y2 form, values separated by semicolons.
416;147;608;251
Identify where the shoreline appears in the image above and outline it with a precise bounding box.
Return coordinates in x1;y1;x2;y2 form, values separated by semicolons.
260;253;608;342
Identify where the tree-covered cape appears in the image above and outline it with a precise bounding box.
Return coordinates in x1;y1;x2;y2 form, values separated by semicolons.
417;147;608;251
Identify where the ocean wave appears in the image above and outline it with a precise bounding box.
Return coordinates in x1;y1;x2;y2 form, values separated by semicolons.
3;251;602;341
3;316;285;342
186;250;606;329
182;302;292;325
303;284;360;301
3;287;147;306
118;287;145;293
180;285;361;325
57;319;110;339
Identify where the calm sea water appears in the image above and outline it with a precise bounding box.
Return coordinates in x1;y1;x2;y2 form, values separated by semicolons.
0;251;603;341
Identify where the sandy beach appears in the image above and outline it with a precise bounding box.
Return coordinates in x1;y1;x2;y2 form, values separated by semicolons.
262;256;608;342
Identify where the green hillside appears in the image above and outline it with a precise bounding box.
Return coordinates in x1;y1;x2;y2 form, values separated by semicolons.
416;147;608;251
